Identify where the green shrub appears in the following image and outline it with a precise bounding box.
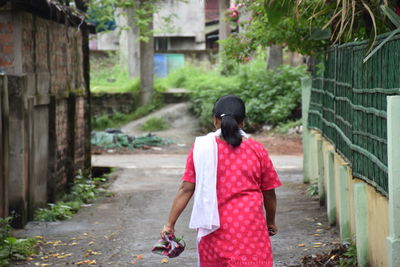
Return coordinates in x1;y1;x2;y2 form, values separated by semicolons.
140;117;169;132
339;243;357;266
177;55;308;130
34;203;74;222
0;217;37;266
34;172;109;222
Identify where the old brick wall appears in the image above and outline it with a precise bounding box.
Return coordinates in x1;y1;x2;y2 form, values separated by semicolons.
0;13;15;73
0;9;90;223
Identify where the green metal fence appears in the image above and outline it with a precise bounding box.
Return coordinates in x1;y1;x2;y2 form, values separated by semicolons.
309;31;400;195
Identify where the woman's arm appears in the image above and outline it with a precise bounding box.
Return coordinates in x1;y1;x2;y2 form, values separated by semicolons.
161;181;195;236
262;189;277;236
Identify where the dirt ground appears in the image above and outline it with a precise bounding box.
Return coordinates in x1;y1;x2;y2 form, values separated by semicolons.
13;103;341;267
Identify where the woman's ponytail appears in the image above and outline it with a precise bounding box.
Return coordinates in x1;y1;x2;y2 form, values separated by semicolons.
213;95;246;148
221;115;242;147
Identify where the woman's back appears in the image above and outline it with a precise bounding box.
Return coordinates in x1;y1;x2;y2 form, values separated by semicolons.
182;138;281;267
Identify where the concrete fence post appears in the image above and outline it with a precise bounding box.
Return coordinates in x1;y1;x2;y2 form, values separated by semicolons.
302;77;312;184
326;151;336;225
339;165;351;241
387;95;400;267
317;139;325;205
354;183;368;267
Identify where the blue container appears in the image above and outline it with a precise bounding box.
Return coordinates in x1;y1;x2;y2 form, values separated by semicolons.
154;54;168;78
167;54;185;74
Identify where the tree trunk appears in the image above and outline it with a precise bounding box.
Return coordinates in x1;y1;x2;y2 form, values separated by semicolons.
267;45;283;70
218;0;231;43
140;7;154;105
115;7;140;78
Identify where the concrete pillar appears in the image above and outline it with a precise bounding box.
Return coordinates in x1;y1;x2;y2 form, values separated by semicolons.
7;75;28;228
0;75;9;218
317;139;325;205
326;151;336;225
339;165;351;241
387;96;400;267
354;183;368;267
116;6;140;78
301;77;311;184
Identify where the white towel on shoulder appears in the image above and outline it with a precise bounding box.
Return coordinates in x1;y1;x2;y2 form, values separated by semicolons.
189;129;221;241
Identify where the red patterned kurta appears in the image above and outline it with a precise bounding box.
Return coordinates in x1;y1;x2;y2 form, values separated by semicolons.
182;137;282;267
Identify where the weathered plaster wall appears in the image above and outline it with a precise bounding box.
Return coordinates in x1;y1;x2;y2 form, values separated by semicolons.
154;0;205;44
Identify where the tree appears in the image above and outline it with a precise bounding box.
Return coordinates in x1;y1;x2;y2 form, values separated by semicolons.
220;0;400;65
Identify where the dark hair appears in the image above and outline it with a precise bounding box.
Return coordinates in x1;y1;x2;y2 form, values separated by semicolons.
212;95;246;147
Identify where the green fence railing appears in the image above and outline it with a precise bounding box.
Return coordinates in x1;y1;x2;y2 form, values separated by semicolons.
308;31;400;195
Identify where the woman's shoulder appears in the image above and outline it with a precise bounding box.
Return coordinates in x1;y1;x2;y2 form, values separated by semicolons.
244;138;271;154
245;138;263;147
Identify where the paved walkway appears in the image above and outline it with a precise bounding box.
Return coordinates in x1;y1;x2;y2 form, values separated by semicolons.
16;154;340;267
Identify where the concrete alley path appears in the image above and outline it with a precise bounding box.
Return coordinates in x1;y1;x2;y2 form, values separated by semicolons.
15;153;340;267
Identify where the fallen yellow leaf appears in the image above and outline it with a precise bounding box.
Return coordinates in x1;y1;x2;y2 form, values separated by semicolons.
161;258;169;263
57;253;73;259
86;250;102;255
70;242;78;246
297;244;305;247
35;236;44;239
88;241;95;245
77;259;97;265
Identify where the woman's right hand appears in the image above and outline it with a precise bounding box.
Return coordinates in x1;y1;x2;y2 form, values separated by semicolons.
160;224;175;237
268;224;278;236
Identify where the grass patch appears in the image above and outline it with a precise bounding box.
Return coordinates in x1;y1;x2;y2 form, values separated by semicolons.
92;102;163;131
140;117;169;132
34;172;111;222
307;181;319;197
90;54;140;93
90;53;167;93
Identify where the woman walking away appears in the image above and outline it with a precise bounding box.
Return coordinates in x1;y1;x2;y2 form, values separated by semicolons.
161;95;281;267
